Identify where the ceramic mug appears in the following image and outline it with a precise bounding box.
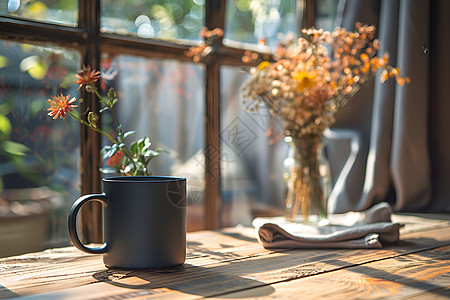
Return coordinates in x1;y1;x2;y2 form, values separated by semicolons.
68;176;186;269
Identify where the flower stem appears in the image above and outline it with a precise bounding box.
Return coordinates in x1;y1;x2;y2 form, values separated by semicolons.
68;110;117;145
286;137;328;222
92;88;138;171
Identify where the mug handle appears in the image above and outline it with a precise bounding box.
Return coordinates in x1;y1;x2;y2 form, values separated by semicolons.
68;194;109;254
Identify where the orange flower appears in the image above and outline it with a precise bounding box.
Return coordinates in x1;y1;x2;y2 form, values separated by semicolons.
47;93;77;120
360;53;369;62
74;65;101;90
380;70;389;83
396;77;405;86
107;151;124;167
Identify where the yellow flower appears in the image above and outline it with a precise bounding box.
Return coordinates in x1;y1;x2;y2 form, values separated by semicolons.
293;71;316;92
257;61;270;70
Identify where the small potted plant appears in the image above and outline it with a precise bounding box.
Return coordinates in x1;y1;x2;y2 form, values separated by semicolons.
50;68;187;268
47;66;164;175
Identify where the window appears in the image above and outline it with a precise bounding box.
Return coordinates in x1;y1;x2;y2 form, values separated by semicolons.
99;54;206;231
100;0;204;40
0;0;78;26
0;0;339;254
0;41;80;256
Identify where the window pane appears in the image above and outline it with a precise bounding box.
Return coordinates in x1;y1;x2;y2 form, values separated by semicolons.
0;0;78;26
220;66;285;227
224;0;298;48
101;0;204;41
0;41;81;257
315;0;340;31
100;54;205;231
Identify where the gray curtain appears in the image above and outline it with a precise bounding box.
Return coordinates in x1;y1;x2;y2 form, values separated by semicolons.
328;0;450;213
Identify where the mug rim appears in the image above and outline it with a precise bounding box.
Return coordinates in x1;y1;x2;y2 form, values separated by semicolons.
103;176;186;183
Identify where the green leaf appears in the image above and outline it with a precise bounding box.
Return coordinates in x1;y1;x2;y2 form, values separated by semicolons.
0;55;9;69
136;138;143;151
143;149;159;157
0;114;12;136
121;155;130;164
3;141;30;156
136;137;151;153
141;137;152;152
69;109;80;119
0;101;12;115
98;97;108;106
155;147;169;154
99;167;119;174
130;140;138;155
102;144;118;159
99;107;109;113
122;164;133;174
123;131;136;139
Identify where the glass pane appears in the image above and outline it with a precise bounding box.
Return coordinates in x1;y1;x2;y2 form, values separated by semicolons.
315;0;340;31
0;0;78;26
220;66;286;227
101;0;204;41
0;41;81;257
100;54;205;231
224;0;298;48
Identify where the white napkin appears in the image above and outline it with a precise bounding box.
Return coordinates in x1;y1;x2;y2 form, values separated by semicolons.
252;202;402;249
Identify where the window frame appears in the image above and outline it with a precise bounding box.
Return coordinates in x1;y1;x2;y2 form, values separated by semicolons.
0;0;314;240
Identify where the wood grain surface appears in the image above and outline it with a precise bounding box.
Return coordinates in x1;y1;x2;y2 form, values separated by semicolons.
0;214;449;299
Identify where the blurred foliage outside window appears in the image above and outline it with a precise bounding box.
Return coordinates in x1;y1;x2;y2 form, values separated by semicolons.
0;40;80;257
101;0;205;41
0;0;339;42
225;0;297;48
0;0;78;26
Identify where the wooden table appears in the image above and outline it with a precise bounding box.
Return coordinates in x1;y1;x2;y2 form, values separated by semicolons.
1;213;449;299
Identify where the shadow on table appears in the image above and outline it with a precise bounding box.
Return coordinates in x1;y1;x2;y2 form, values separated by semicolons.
92;263;275;298
0;284;18;298
90;243;349;298
322;237;450;298
90;229;354;298
91;230;450;298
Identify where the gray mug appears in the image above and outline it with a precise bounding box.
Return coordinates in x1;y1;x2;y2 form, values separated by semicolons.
68;176;186;269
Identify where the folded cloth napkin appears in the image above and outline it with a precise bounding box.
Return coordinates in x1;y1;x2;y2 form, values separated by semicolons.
252;202;403;249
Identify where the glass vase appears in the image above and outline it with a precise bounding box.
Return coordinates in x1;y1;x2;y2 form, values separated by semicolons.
283;136;331;224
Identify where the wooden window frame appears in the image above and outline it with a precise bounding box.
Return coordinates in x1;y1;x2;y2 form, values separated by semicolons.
0;0;314;241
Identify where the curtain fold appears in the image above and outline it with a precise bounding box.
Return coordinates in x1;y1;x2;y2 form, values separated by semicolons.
391;0;431;211
428;0;450;212
360;0;399;210
329;0;450;213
